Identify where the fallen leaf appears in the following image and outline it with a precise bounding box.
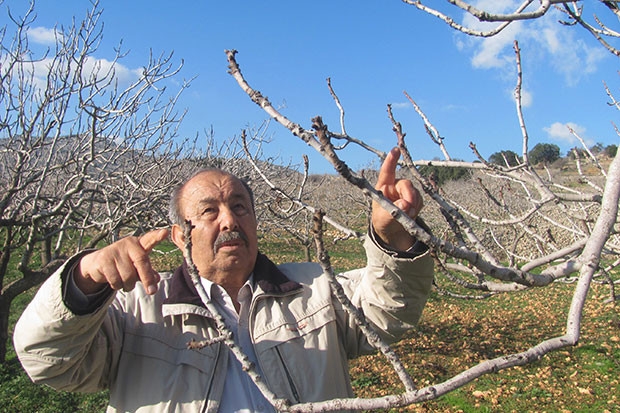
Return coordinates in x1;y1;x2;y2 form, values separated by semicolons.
577;387;593;395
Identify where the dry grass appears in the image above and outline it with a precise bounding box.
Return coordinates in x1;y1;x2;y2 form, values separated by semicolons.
350;282;620;412
255;225;620;412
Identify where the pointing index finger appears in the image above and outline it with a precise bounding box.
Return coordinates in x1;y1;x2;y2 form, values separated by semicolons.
136;228;169;295
376;147;400;188
139;228;170;252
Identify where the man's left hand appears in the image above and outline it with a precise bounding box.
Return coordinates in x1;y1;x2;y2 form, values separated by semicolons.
371;147;423;252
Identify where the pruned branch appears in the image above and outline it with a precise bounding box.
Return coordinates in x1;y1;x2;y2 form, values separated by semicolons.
312;210;416;393
225;39;620;408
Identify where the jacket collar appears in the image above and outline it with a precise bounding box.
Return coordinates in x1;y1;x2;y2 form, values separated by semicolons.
163;252;302;307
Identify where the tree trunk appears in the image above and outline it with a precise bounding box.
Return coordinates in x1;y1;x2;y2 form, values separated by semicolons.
0;264;63;365
0;294;12;364
41;237;52;267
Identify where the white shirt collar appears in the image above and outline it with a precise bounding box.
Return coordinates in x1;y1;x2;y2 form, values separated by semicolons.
199;274;255;303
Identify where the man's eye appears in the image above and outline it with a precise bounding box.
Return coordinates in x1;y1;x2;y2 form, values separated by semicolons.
202;207;216;215
233;204;249;214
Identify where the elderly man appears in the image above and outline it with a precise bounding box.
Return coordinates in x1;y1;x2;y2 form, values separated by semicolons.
14;147;433;412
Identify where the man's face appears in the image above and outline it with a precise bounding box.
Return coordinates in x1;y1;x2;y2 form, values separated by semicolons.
171;170;258;285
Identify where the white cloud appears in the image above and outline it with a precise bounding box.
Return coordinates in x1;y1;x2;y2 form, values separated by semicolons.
442;103;469;111
4;55;142;97
534;21;607;86
390;102;411;110
27;26;61;45
20;26;142;88
81;56;142;85
459;1;608;86
460;0;523;72
470;32;515;70
542;27;560;54
543;122;587;145
517;87;533;108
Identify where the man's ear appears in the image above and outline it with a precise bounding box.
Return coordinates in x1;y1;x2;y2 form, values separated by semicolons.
170;224;186;253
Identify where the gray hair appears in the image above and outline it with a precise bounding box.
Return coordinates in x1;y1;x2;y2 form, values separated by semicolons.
168;168;255;227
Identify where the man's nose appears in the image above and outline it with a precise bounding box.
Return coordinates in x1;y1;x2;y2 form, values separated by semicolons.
219;207;239;231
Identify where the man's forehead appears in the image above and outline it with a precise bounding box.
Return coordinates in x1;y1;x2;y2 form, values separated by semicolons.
179;171;249;207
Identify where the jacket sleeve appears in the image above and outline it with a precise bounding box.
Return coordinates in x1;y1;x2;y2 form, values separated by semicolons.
13;253;122;393
336;225;434;356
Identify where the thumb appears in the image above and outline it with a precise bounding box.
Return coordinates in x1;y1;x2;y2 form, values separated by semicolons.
139;228;170;252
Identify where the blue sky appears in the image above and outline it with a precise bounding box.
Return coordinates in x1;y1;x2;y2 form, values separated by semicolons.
4;1;620;173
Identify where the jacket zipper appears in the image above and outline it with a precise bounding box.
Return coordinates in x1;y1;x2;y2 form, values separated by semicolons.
275;346;301;403
249;291;303;404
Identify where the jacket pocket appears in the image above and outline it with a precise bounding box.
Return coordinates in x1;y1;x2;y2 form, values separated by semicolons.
109;331;218;412
253;301;353;404
122;331;218;372
252;296;335;346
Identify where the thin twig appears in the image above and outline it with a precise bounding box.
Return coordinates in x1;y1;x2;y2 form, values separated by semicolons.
311;210;417;393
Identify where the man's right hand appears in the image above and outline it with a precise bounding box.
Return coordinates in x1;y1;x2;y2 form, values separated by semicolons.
73;228;170;295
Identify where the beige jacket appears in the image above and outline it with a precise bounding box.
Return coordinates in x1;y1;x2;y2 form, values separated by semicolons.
14;232;433;412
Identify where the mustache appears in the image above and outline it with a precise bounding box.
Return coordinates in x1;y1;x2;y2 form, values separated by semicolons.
213;230;249;252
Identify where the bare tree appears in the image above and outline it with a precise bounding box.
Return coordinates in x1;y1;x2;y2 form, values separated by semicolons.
4;0;617;409
403;0;620;55
221;12;620;409
221;3;620;408
240;127;365;262
0;1;201;363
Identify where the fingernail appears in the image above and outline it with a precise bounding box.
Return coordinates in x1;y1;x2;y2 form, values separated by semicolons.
147;285;158;295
